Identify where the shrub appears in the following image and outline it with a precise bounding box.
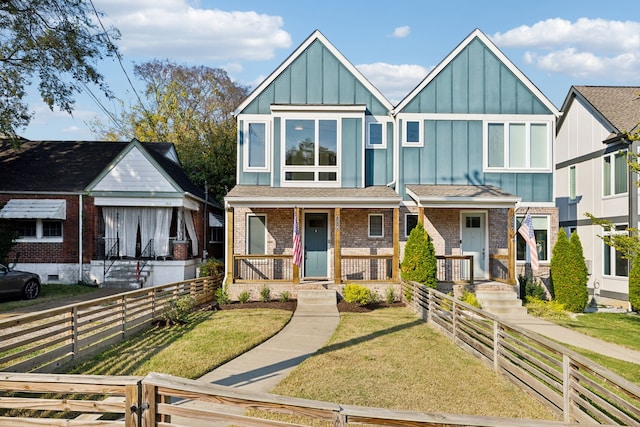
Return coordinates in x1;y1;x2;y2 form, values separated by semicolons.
385;286;397;304
400;222;437;288
460;290;481;308
279;291;291;303
525;296;570;320
403;284;413;302
162;295;196;325
199;259;224;277
629;256;640;312
238;290;251;303
519;274;548;301
215;285;230;305
259;285;271;302
343;283;373;306
551;229;589;313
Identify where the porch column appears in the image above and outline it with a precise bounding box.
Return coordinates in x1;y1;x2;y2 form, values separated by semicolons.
292;207;300;284
508;207;515;285
418;206;425;224
334;207;341;283
392;207;399;282
226;207;234;284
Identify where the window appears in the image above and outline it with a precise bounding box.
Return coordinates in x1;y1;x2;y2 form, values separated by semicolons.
210;227;223;243
486;122;550;170
243;119;269;171
368;214;384;238
366;121;386;148
405;213;418;238
247;215;266;254
603;151;627;196
604;226;629;277
284;118;338;183
569;165;576;202
16;219;63;242
516;215;549;262
403;120;423;146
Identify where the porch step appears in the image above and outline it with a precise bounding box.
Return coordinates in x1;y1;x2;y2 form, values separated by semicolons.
103;261;151;289
297;290;337;306
475;289;527;316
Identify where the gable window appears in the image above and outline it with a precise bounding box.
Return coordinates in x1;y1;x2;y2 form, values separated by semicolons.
403;120;423;146
16;219;63;242
604;226;628;277
366;120;386;149
284;118;338;184
247;214;266;254
405;213;418;238
516;215;549;262
486;122;550;170
368;214;384;238
243;119;270;171
569;165;577;202
603;151;627;196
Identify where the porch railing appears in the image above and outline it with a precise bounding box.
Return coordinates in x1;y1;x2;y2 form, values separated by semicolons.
489;254;511;283
233;255;293;282
436;255;473;284
103;237;120;277
340;254;393;282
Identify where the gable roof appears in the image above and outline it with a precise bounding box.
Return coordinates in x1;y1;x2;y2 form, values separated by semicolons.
394;28;559;116
559;86;640;139
234;30;393;115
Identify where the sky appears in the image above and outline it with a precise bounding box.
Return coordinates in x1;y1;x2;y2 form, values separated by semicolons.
21;0;640;141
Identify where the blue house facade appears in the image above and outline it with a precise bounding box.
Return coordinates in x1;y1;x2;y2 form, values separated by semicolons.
224;29;559;297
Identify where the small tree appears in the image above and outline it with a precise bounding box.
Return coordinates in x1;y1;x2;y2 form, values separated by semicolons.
550;229;588;312
401;222;437;288
629;256;640;311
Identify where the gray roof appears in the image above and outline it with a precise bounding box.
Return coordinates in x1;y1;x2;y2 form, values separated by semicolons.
225;185;401;207
572;86;640;136
405;184;520;207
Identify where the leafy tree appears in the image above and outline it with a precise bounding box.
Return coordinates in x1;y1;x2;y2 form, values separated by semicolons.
0;217;17;265
550;229;588;312
401;222;437;288
0;0;119;139
91;59;249;204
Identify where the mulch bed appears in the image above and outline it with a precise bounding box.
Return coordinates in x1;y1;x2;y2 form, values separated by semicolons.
201;300;405;313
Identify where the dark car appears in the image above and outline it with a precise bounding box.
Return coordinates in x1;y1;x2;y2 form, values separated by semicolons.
0;263;41;300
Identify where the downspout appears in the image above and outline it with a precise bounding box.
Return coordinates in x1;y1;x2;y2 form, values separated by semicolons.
78;194;83;283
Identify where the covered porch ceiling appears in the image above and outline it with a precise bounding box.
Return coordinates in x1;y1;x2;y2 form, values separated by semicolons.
406;184;520;209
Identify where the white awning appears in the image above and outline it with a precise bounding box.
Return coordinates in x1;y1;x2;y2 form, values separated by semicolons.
0;199;66;220
209;212;224;227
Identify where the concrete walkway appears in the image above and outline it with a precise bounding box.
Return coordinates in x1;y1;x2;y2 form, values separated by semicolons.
501;313;640;364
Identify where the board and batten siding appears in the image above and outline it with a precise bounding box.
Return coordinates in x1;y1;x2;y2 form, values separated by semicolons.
92;147;176;192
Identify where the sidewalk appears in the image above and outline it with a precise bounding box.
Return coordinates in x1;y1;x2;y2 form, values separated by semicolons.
501;313;640;364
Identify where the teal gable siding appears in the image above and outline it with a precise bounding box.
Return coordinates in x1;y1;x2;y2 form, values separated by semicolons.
240;40;388;116
365;122;394;186
401;38;553;115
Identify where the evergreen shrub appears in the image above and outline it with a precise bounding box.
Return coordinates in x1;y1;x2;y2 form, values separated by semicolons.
400;222;437;288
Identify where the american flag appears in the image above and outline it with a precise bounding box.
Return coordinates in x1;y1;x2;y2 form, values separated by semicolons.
518;212;538;271
293;210;302;266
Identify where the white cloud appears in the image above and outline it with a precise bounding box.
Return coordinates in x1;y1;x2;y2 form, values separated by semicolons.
357;63;429;103
95;0;292;62
390;26;410;38
492;18;640;81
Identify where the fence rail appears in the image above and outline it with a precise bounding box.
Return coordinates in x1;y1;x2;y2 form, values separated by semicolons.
233;255;293;282
403;281;640;425
0;275;221;373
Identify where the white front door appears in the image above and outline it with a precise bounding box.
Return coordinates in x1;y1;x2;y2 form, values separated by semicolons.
461;212;487;279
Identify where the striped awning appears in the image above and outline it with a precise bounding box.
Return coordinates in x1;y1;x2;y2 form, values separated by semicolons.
0;199;66;220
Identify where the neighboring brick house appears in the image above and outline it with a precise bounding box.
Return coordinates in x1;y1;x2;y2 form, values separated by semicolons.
224;29;560;297
555;86;640;309
0;138;222;287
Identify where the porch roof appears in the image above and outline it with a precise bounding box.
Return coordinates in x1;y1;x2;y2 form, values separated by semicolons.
225;185;401;208
406;185;520;208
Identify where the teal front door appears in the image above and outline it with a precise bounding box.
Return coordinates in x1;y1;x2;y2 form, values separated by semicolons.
304;213;328;278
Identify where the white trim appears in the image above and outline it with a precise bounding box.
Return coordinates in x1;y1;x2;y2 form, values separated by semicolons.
246;213;267;255
602;150;628;198
242;117;271;172
368;213;384;238
271;104;367;113
515;214;551;263
15;219;63;243
365;117;388;149
93;197;199;210
404;212;419;238
405;187;520;209
483;120;553;173
402;119;423;147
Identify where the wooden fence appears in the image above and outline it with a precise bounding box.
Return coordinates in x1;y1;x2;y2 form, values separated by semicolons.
403;281;640;425
0;275;221;373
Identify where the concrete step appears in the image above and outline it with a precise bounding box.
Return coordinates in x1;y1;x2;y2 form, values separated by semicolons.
475;290;527;316
297;290;337;305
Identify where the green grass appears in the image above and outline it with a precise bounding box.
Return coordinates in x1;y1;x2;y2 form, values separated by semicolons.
270;307;557;420
63;308;293;379
552;312;640;352
566;344;640;385
0;283;98;313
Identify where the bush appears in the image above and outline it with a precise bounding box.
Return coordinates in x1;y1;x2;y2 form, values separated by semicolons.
525;297;570;320
629;256;640;312
162;295;196;325
279;291;291;303
343;283;373;306
460;290;481;308
238;290;251;303
519;275;548;301
199;259;223;277
259;285;271;302
400;222;437;288
385;286;397;304
215;285;230;304
550;229;589;312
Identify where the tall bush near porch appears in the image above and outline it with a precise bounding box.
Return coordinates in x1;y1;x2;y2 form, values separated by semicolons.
401;222;437;288
629;256;640;312
550;229;588;312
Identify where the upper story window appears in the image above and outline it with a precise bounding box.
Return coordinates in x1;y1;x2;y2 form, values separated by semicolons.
604;225;628;277
283;118;339;184
366;117;388;149
485;121;551;171
243;118;270;172
403;120;423;146
569;165;577;202
603;151;627;197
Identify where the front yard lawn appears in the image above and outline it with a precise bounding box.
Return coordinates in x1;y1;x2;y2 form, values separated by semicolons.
0;283;99;313
552;312;640;352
